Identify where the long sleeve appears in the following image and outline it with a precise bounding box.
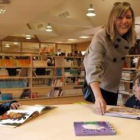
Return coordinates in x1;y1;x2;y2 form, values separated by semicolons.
83;29;130;93
83;30;106;84
0;100;17;115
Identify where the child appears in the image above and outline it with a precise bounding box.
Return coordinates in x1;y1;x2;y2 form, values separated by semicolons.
0;100;20;115
124;75;140;109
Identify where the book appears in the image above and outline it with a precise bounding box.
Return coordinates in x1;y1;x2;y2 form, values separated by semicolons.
104;106;140;119
73;121;116;136
121;71;136;81
0;105;56;127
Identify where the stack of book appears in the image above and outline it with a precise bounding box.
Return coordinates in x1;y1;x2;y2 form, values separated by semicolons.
121;71;136;81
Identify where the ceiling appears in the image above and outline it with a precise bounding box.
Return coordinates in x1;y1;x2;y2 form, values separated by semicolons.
0;0;140;44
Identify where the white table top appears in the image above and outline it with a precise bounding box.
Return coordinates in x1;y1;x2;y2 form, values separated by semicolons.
1;104;140;140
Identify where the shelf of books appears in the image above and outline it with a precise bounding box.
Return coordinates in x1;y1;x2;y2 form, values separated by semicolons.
0;54;32;101
0;54;85;102
32;55;85;100
118;55;140;105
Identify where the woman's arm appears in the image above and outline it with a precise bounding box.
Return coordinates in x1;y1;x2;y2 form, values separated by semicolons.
90;82;106;115
84;29;106;115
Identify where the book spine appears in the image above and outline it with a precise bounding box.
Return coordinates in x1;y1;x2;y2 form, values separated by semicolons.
106;122;116;135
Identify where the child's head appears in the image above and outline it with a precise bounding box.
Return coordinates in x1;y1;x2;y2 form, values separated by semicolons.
133;75;140;100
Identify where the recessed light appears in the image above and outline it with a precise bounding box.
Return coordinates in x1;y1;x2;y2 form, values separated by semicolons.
68;39;76;41
5;44;10;48
0;8;6;14
56;41;63;43
26;35;31;39
79;36;90;38
13;42;18;45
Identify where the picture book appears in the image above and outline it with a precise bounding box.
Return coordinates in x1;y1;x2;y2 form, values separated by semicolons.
0;105;56;127
73;121;116;136
104;106;140;119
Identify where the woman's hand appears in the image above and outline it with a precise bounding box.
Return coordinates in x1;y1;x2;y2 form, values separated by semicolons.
90;82;106;115
95;97;106;115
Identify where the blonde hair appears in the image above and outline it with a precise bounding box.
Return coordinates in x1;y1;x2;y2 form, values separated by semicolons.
105;2;136;46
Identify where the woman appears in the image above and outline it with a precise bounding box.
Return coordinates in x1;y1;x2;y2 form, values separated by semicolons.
84;2;136;115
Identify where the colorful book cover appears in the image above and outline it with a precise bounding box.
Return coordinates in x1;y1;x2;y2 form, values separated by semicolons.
74;121;116;136
0;105;56;127
105;107;140;119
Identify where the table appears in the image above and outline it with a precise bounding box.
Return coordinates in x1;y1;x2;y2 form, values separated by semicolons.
1;104;140;140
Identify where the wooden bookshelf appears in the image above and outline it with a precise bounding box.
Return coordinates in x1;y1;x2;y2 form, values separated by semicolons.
0;54;85;102
118;54;140;104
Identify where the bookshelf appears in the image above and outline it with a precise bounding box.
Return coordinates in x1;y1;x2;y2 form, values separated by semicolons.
0;54;32;101
118;55;140;105
0;54;85;102
32;55;84;99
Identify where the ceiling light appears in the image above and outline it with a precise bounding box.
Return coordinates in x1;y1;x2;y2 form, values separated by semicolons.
5;44;10;48
56;41;63;43
13;42;18;45
86;4;96;17
68;39;76;41
79;36;90;39
0;8;6;14
46;23;52;32
26;35;31;39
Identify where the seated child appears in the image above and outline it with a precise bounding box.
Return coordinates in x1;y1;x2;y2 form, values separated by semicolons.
0;101;20;115
124;75;140;109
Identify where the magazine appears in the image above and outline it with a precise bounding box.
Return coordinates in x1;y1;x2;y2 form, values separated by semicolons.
73;121;116;136
0;105;56;127
104;106;140;119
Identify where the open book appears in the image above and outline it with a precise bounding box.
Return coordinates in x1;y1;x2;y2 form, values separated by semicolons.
104;106;140;120
0;105;56;127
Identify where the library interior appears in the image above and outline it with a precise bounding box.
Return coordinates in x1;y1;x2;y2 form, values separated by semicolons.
1;0;140;139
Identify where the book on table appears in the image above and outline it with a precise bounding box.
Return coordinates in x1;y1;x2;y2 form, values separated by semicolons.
104;106;140;119
74;121;116;136
0;105;56;127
